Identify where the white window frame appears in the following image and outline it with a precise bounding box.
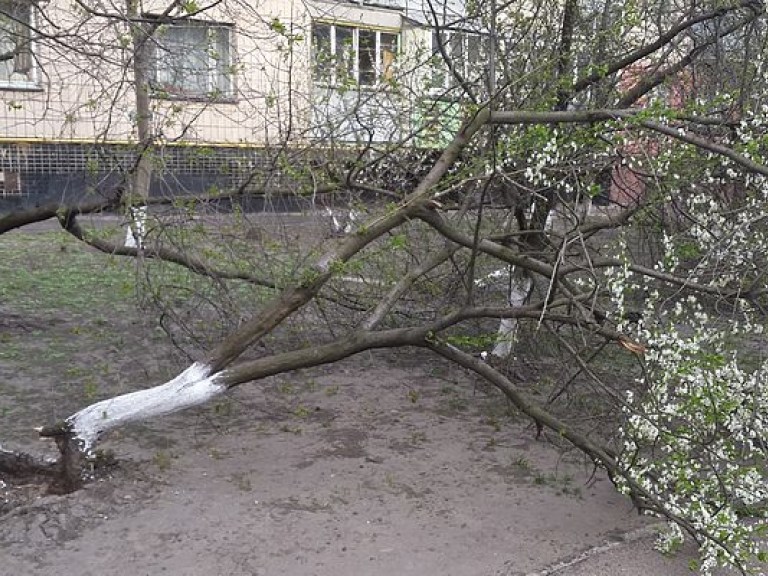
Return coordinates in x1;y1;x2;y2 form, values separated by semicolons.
150;19;235;100
0;0;38;90
312;22;399;88
430;29;488;94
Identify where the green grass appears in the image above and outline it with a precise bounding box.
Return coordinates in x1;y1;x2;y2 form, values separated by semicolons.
0;224;293;443
0;227;275;325
0;230;138;316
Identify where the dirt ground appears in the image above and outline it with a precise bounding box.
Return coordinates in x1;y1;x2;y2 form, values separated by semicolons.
0;221;711;576
0;354;710;576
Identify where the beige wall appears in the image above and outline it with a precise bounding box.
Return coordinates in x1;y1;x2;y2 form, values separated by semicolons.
0;0;316;146
0;0;455;147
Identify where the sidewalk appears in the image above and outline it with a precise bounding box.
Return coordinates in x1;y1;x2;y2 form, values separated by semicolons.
518;525;734;576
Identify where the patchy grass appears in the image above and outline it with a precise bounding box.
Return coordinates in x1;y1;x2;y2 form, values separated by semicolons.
0;230;137;317
0;225;281;361
0;229;175;443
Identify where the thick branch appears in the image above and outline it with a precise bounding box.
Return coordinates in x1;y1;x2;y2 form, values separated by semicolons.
0;196;119;235
489;108;636;125
426;339;617;464
616;8;763;107
56;210;276;288
637;118;768;178
488;109;768;178
424;340;723;552
585;258;768;300
216;327;429;389
554;0;579;110
206;108;492;372
418;208;558;278
423;207;760;304
570;0;762;96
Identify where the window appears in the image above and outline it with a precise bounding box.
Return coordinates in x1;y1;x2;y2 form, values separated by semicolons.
430;30;488;93
312;22;398;87
0;170;22;195
0;0;35;88
150;20;233;99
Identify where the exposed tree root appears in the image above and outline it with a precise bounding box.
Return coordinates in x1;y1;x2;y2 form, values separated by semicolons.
0;445;61;496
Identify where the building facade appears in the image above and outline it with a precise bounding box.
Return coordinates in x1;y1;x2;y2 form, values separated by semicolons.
0;0;484;209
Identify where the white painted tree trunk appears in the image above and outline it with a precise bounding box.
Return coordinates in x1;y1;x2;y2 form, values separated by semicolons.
326;206;361;235
490;275;533;358
486;201;602;359
124;205;147;248
486;204;560;359
66;363;225;452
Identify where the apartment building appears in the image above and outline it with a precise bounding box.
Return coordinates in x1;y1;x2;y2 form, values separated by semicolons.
0;0;486;209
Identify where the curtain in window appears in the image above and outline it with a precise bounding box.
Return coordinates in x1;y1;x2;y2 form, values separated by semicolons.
380;33;397;80
154;24;231;97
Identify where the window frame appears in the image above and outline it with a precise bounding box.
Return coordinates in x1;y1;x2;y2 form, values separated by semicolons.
148;18;235;102
429;29;489;95
0;0;39;91
312;21;399;88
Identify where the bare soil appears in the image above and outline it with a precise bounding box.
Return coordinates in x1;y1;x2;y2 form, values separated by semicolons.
0;222;707;575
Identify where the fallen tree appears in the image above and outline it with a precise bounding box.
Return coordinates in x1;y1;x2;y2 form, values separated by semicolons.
6;99;766;572
3;0;768;574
